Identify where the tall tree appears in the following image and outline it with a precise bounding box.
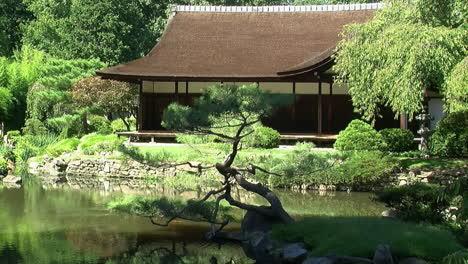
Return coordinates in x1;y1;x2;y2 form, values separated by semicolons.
0;0;34;57
70;77;138;130
334;0;467;122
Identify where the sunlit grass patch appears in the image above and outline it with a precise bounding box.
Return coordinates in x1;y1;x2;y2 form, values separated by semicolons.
272;216;463;261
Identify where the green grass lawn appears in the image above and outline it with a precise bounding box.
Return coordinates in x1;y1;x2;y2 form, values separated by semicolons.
398;157;468;170
272;217;463;261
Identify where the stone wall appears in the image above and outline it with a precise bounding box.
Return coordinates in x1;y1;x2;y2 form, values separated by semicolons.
29;156;467;193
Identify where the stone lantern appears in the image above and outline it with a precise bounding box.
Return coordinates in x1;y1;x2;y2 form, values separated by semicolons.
415;109;433;153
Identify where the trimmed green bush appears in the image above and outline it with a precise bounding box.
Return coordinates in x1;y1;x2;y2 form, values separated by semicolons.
78;133;124;155
376;183;451;224
0;156;8;175
22;118;48;136
6;130;21;145
247;126;281;149
88;115;112;135
110;117;136;132
45;138;80;157
272;217;463;261
331;151;398;184
430;110;468;157
379;128;415;152
334;120;387;151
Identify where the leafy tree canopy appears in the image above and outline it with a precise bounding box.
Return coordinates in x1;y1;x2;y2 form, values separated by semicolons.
444;57;467;113
334;0;467;122
0;0;33;57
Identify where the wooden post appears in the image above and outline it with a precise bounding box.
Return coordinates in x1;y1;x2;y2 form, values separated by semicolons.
327;82;333;133
400;114;408;129
292;82;296;128
185;81;189;105
175;81;179;103
317;78;323;134
138;80;143;131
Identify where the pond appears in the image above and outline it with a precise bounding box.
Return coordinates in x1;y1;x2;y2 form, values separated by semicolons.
0;179;386;264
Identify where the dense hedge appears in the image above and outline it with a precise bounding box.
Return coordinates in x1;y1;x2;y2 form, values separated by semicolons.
430;110;468;157
248;126;281;149
379;128;415;152
376;183;450;224
334;120;387;151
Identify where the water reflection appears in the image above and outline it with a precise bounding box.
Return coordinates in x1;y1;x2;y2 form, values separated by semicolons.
0;180;385;264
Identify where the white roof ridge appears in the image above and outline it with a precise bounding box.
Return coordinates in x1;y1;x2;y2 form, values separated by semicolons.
174;3;384;13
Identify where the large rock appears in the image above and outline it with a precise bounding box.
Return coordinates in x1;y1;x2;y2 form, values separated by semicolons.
381;210;397;218
241;231;281;264
3;175;22;184
399;258;428;264
373;244;394;264
282;243;307;263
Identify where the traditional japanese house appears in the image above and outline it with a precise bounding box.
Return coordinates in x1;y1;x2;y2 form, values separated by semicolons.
97;3;423;140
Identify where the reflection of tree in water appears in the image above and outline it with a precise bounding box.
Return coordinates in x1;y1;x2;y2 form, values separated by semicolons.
106;240;253;264
66;229;137;258
0;245;23;264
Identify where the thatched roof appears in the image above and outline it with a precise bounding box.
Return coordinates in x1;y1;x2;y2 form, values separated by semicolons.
97;4;381;81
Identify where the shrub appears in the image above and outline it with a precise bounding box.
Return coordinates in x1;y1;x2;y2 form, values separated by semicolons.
331;151;398;184
47;114;84;138
334;120;387;151
78;133;124;155
379;128;415;152
45;138;80;157
430;110;468;157
247;126;281;149
110;117;136;132
6;130;21;145
0;156;8;175
175;134;216;145
375;183;451;224
22;118;48;136
13;134;59;162
272;217;463;261
88;115;112;135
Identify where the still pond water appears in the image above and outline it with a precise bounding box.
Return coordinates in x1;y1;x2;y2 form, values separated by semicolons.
0;180;386;264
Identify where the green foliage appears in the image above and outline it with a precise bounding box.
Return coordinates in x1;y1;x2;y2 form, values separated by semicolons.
110;117;136;132
376;183;451;224
108;195;233;223
247;126;281;149
44;138;80;157
331;151;398;185
47;114;85;138
430;110;468;157
13;134;58;162
379;128;415;153
1;46;45;130
442;250;468;264
175;133;216;145
272;217;463;261
334;0;467;122
0;86;13;122
444;57;468;113
0;155;8;175
162;172;221;192
88;115;112;135
0;0;33;56
22;0;157;65
22;118;47;135
78;133;124;155
27;58;105;121
334;120;387;151
6;130;21;145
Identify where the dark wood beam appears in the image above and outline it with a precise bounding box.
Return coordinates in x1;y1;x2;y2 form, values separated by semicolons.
138;80;143;131
175;81;179;103
292;82;296;129
327;82;333;133
318;79;323;134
